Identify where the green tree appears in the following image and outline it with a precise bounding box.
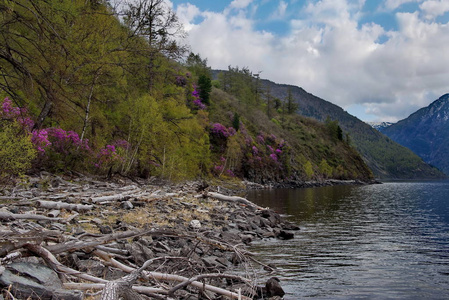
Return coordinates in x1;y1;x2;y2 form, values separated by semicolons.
185;52;211;78
304;160;314;179
325;117;343;141
286;88;299;114
319;159;333;178
232;112;240;131
198;75;212;105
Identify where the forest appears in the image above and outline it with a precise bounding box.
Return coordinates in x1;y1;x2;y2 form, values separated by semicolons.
0;0;374;183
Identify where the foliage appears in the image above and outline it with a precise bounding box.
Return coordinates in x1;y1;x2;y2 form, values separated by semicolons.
197;75;212;105
0;122;36;178
0;0;376;183
304;160;314;179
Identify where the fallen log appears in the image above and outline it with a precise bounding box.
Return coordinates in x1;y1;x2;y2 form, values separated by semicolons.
36;200;93;212
0;211;63;222
23;243;108;284
206;192;264;210
90;193;129;203
45;229;153;254
63;283;166;295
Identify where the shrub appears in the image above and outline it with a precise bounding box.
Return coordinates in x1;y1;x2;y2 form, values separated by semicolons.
0;121;36;178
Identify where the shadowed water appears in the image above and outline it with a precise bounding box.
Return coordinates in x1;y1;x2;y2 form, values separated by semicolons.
246;181;449;299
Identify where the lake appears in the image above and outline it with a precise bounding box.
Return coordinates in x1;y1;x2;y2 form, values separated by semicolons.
246;181;449;299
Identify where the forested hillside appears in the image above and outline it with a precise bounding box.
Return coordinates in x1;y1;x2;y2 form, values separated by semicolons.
0;0;373;183
260;81;445;179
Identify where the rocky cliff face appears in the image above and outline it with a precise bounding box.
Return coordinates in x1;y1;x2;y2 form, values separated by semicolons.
381;94;449;175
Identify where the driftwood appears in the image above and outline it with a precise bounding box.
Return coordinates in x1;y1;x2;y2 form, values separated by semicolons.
95;250;252;300
36;200;93;212
45;229;153;254
206;192;264;210
24;243;108;284
0;176;292;299
0;211;63;222
63;283;166;295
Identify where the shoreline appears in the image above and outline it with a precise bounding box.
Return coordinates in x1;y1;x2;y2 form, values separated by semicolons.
0;173;300;299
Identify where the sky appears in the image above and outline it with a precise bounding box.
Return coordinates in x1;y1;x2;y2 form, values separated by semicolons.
164;0;449;122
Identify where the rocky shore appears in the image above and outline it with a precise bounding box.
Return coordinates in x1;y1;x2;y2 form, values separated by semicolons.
0;173;300;299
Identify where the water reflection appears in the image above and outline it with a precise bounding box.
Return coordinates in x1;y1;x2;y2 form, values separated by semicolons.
247;185;355;222
246;182;449;299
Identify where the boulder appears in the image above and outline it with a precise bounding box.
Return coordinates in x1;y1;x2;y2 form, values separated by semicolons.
266;277;285;297
0;262;83;300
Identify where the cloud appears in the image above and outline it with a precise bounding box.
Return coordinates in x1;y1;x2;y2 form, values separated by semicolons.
269;1;288;20
420;0;449;19
229;0;254;10
382;0;421;11
175;0;449;122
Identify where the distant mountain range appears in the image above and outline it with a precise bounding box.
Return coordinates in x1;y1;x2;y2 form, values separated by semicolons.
380;94;449;175
259;79;445;179
367;122;394;131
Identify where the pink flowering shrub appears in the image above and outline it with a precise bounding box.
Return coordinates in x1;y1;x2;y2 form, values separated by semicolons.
210;123;235;138
31;129;51;153
1;97;34;132
241;131;291;181
0;97;131;174
191;86;206;110
94;140;129;172
212;156;235;177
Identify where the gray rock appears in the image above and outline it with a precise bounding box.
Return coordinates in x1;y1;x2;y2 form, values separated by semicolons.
189;219;201;229
277;230;294;240
120;200;134;209
0;262;83;300
266;277;285;297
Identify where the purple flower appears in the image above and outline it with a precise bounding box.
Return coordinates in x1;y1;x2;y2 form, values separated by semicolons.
270;153;278;161
175;75;187;86
193;98;206;110
211;123;232;138
275;148;282;154
252;146;258;154
31;129;51;153
225;169;235;177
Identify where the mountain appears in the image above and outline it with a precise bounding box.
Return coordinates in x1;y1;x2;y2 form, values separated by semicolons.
368;122;394;131
381;94;449;175
260;80;445;179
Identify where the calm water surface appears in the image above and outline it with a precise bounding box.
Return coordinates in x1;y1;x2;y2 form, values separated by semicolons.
246;181;449;299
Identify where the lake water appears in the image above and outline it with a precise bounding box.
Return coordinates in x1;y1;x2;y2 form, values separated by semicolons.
246;181;449;299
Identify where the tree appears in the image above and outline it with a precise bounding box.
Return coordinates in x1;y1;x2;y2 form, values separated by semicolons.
304;160;314;179
197;75;212;105
325;117;343;141
122;0;187;59
286;88;299;114
319;159;333;178
185;52;211;78
232;112;240;131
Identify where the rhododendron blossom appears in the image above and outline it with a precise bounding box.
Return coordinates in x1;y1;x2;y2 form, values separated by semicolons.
210;123;235;138
32;129;51;153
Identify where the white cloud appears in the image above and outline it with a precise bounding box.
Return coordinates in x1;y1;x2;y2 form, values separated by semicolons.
176;3;201;30
420;0;449;20
229;0;254;10
176;0;449;121
269;1;288;20
382;0;421;11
